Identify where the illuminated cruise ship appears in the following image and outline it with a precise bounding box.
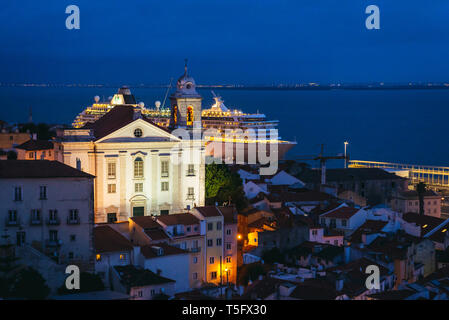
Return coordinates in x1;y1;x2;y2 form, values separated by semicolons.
72;84;296;160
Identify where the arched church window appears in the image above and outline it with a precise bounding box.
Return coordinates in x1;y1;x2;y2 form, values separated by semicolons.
134;157;144;178
187;106;194;126
172;105;178;125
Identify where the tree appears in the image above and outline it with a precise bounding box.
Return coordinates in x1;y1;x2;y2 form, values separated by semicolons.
416;182;426;216
237;263;267;286
261;248;285;264
205;163;247;210
0;231;49;299
9;267;50;299
57;272;104;295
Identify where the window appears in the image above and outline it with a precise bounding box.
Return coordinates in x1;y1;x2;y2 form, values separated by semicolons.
187;164;195;176
194;226;198;232
119;254;127;261
68;209;79;224
334;240;339;246
76;158;82;171
211;272;217;280
134;128;143;137
209;257;215;264
192;272;198;280
186;226;191;232
226;257;231;263
226;229;232;235
135;183;143;193
107;184;116;193
134;157;144;178
186;106;194;126
8;210;17;223
207;239;213;247
107;213;117;223
193;257;198;264
31;209;41;223
48;150;51;157
216;238;222;246
139;290;144;297
96;254;101;261
14;187;22;201
341;219;347;227
217;222;222;230
107;162;116;179
226;243;231;250
38;186;47;200
208;223;213;231
28;152;34;159
161;182;169;191
160;210;169;215
187;187;195;200
312;230;318;236
70;235;76;242
161;161;169;177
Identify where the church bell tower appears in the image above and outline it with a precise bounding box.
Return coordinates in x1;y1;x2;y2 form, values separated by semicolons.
169;60;202;132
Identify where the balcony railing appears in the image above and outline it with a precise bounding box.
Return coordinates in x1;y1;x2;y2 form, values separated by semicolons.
67;217;80;225
30;217;43;226
161;172;169;178
5;217;20;227
46;217;61;226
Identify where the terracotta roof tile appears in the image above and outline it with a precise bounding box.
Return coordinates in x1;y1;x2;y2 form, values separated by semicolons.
195;206;223;217
140;243;188;259
16;139;53;150
156;213;199;226
0;160;94;179
94;225;133;253
321;206;360;219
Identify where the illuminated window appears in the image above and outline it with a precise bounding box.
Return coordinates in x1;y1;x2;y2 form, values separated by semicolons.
96;254;101;261
107;162;116;179
134;157;144;178
187;106;194;126
210;257;215;264
161;161;169;177
119;254;126;260
211;272;217;280
135;183;143;192
107;184;116;193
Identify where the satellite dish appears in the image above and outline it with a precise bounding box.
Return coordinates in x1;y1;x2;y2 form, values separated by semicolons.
155;101;161;110
94;95;100;103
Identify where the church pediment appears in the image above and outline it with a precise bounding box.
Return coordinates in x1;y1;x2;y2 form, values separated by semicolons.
96;118;181;143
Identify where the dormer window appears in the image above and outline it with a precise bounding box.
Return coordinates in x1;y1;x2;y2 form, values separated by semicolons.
134;128;143;137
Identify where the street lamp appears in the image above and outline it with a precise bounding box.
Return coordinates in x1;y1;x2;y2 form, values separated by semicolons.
344;141;349;168
224;268;229;286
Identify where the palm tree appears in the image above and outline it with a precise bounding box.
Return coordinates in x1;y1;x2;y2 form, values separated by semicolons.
416;182;426;216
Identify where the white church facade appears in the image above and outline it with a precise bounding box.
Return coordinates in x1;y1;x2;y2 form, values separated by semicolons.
61;66;205;223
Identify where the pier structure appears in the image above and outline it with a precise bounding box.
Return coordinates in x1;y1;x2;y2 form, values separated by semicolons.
349;160;449;190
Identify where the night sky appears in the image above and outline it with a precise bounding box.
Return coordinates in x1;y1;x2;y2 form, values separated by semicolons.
1;0;449;84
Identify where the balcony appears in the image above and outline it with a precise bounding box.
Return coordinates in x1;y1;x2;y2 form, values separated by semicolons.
5;217;20;227
188;247;201;253
46;217;61;226
161;172;169;178
186;195;195;200
67;217;80;225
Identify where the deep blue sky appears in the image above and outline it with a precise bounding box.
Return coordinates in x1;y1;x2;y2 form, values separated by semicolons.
1;0;449;84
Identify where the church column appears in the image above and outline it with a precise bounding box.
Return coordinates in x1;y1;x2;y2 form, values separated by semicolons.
119;151;128;221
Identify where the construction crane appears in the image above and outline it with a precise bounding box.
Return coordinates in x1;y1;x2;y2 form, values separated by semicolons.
296;144;349;185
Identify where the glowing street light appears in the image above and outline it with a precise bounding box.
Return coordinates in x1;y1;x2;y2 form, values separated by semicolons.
344;141;349;168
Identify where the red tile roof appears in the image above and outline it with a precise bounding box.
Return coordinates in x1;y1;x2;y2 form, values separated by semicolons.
130;216;160;229
83;105;171;141
94;225;134;253
218;206;238;224
156;213;199;226
321;206;360;219
16;139;54;151
140;243;188;259
0;160;94;179
349;220;389;242
195;206;223;217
